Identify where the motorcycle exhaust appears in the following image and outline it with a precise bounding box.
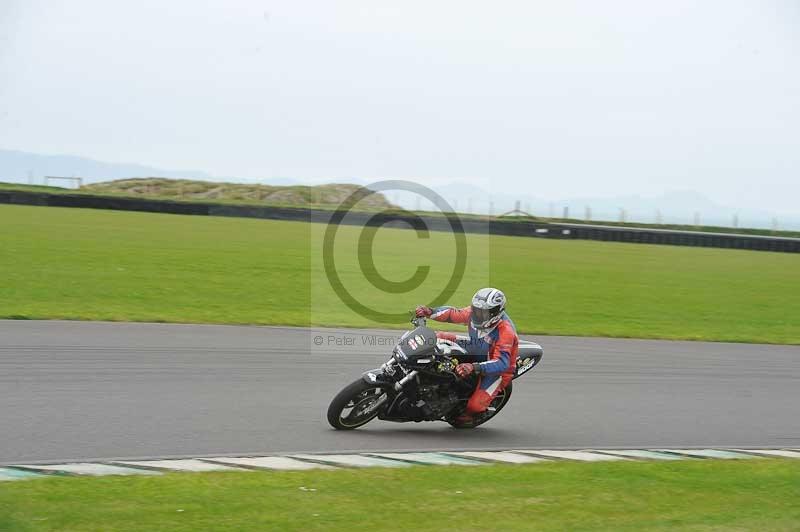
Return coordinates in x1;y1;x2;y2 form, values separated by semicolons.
394;370;419;391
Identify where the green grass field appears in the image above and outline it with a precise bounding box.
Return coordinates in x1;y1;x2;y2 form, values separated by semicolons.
1;204;798;343
1;460;799;531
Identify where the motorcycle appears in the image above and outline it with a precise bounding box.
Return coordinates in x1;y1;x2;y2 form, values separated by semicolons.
327;316;543;430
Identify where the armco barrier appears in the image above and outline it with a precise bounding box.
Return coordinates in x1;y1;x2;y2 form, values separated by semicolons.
1;190;799;253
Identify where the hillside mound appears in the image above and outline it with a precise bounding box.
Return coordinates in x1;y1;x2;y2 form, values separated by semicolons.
82;178;395;209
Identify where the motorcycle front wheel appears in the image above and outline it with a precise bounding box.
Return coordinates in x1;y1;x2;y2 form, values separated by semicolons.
327;379;388;430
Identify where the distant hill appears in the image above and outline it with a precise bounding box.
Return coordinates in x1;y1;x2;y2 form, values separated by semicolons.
82;178;395;209
0;149;214;184
416;182;800;231
0;145;393;211
4;148;797;229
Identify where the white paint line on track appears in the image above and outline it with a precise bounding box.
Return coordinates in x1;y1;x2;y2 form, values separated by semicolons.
205;456;337;471
0;467;45;481
14;463;161;476
512;450;627;461
290;454;410;468
445;451;549;464
368;452;485;465
5;449;799;478
114;459;247;472
593;450;686;460
657;449;758;460
731;449;800;459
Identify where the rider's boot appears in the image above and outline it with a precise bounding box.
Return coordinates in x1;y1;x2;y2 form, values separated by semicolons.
454;413;476;425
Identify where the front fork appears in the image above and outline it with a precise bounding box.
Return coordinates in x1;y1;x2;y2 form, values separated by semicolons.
362;358;421;418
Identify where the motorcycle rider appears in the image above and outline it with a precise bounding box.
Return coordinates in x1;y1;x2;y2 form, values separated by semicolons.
415;287;518;425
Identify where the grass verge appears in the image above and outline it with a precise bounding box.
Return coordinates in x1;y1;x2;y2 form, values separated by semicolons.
1;204;799;343
1;459;799;531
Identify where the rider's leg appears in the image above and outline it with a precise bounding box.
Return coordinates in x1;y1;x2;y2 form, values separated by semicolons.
454;374;512;423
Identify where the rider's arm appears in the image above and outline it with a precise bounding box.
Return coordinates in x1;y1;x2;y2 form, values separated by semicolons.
429;306;471;324
474;326;516;376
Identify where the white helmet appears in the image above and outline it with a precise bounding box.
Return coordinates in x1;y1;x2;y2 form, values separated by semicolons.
470;287;506;332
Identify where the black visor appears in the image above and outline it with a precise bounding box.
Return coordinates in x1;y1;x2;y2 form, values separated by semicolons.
471;305;500;327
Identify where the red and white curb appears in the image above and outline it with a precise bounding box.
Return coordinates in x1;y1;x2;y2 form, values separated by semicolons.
2;449;800;481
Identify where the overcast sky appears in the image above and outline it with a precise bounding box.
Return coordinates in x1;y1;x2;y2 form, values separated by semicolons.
1;1;798;212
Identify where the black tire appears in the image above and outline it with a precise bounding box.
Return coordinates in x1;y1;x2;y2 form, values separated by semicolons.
448;382;513;429
327;379;389;430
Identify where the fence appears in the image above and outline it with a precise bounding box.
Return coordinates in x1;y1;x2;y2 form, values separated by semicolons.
1;190;798;253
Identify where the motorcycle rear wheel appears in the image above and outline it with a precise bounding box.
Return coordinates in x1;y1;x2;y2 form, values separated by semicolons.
448;383;512;429
327;379;388;430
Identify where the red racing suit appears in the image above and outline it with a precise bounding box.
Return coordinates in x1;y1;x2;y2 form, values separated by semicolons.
429;306;518;415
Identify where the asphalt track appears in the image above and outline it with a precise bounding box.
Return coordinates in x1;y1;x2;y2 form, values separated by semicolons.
1;320;799;464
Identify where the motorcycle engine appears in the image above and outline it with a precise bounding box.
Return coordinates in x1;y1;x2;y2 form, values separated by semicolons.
417;385;460;420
